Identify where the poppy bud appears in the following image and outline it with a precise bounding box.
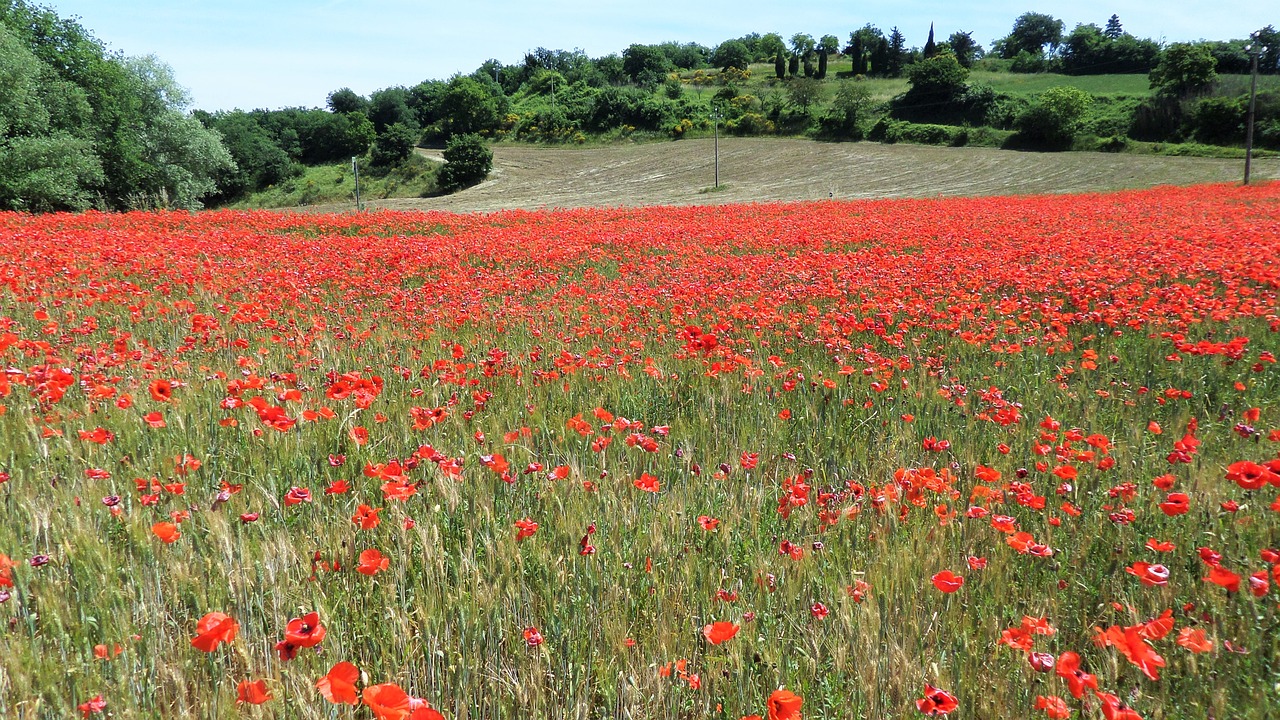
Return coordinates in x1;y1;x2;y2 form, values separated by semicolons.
1016;468;1029;479
1029;652;1055;672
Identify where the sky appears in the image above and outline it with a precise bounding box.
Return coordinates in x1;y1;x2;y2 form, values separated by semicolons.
42;1;1277;112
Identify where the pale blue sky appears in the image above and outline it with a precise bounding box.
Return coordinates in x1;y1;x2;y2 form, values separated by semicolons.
43;1;1275;111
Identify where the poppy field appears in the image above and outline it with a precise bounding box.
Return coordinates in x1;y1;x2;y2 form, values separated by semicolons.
1;183;1279;719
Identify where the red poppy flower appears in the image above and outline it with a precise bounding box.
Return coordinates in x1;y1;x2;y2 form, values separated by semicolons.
191;612;239;652
1034;695;1070;720
766;688;803;720
317;661;361;704
78;695;107;717
352;504;382;530
149;379;173;403
931;570;964;593
151;522;181;544
357;548;389;576
523;626;544;647
285;612;327;648
702;621;740;645
236;679;272;705
363;682;412;720
1176;627;1214;653
633;473;660;492
916;684;958;715
514;518;539;541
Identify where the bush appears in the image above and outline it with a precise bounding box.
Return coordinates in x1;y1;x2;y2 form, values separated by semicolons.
1012;86;1092;149
438;133;492;191
1192;97;1244;145
369;123;418;169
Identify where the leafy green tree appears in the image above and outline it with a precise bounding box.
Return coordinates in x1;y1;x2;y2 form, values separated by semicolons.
0;133;103;211
905;53;968;98
946;31;982;68
327;87;368;115
437;75;504;138
820;80;873;137
790;33;816;59
758;33;787;63
1056;23;1159;75
786;77;822;114
845;25;884;75
121;55;235;209
195;110;296;200
370;122;417;168
438;133;492;190
1014;86;1092;147
711;40;751;71
819;35;840;55
368;87;417;133
657;41;708;70
622;44;672;86
993;12;1065;59
1149;42;1217;96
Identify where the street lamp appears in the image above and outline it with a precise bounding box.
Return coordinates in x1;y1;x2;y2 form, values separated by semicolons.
711;106;723;189
1244;34;1268;185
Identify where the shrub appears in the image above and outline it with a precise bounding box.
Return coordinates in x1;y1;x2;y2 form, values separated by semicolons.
1013;86;1092;149
369;123;418;169
1192;97;1244;145
437;133;492;191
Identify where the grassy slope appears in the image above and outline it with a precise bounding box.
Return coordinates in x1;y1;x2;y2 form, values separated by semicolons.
233;154;439;210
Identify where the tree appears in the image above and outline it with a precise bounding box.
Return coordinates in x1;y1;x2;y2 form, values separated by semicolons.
819;35;840;55
1149;43;1217;96
622;44;671;86
993;12;1065;59
820;81;873;137
758;33;788;62
775;51;786;80
370;122;417;168
122;55;235;209
786;77;822;114
923;23;937;59
905;53;969;99
437;75;504;138
817;49;828;79
845;25;884;75
790;33;816;60
886;28;907;77
327;88;368;115
368;87;417;133
1014;86;1091;147
946;31;982;68
711;40;751;71
788;54;800;77
438;133;492;190
1104;15;1124;40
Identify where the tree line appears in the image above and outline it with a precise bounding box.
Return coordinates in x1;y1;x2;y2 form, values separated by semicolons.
2;1;1278;213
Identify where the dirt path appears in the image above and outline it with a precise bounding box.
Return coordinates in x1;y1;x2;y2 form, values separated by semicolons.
309;139;1280;213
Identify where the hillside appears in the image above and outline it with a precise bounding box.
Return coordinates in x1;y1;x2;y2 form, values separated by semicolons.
297;139;1280;213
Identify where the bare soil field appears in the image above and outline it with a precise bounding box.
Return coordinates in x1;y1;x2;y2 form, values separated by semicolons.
309;139;1280;213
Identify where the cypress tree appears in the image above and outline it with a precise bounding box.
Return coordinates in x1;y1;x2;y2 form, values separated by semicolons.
923;23;937;58
775;51;786;79
817;49;828;79
788;53;800;77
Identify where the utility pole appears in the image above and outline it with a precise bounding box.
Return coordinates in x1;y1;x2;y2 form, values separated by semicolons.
1244;34;1267;185
352;157;361;211
711;106;723;189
